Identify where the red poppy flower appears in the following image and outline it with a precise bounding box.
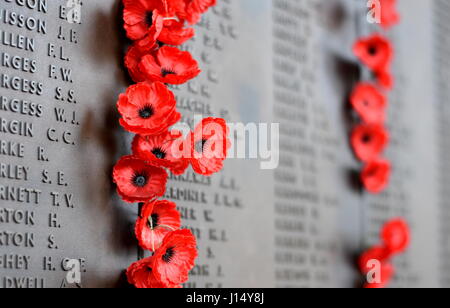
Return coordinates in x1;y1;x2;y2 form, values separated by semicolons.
125;44;150;83
361;159;391;194
381;218;410;256
353;34;393;72
380;0;400;29
179;0;217;25
375;68;394;90
126;257;165;288
187;118;231;176
350;83;387;124
123;0;164;45
139;46;201;84
359;245;391;274
151;229;198;286
363;262;395;289
159;19;195;46
351;124;389;162
117;82;181;135
132;130;189;175
135;200;182;252
113;155;168;203
127;257;181;288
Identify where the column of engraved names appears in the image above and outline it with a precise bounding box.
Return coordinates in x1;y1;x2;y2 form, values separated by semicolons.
272;0;339;287
164;0;242;288
0;0;83;288
0;0;47;288
43;0;84;287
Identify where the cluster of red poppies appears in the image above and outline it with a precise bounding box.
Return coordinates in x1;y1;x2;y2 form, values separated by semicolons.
359;218;410;288
113;0;229;288
350;0;400;194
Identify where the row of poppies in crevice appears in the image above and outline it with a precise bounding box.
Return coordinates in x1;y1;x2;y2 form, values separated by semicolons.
350;0;403;195
112;0;229;288
352;0;410;288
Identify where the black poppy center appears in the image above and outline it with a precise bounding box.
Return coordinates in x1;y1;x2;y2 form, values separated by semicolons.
148;213;159;229
133;173;148;187
145;11;153;27
152;147;167;159
362;134;372;144
368;45;377;56
195;139;208;153
139;105;154;119
162;247;175;263
161;68;176;77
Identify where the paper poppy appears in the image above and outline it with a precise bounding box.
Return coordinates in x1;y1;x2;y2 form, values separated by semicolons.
127;257;180;288
361;159;391;194
363;262;395;289
139;46;201;84
380;0;400;29
359;245;391;274
135;200;182;252
132;130;189;175
381;218;410;256
152;229;198;286
351;124;389;162
158;19;195;46
113;155;168;203
350;83;387;124
353;34;393;73
123;0;164;45
117;82;181;135
187;118;231;176
179;0;217;25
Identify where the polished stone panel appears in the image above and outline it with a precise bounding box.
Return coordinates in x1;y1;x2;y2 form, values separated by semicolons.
0;0;449;288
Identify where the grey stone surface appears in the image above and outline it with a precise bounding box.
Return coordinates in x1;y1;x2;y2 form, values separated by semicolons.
0;0;448;288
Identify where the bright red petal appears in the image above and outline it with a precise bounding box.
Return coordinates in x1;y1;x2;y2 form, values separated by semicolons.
152;229;198;286
132;131;189;175
188;118;230;176
359;245;391;274
139;46;201;84
381;218;410;256
135;200;182;252
353;34;393;72
361;159;391;194
113;155;168;203
117;82;181;135
350;83;387;124
351;124;389;162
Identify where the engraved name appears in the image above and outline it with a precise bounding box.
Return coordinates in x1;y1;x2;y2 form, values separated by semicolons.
0;95;43;117
0;29;35;51
1;52;37;73
0;231;35;247
2;0;47;13
0;254;31;270
0;139;25;158
1;276;45;288
0;163;30;181
0;184;41;204
0;74;43;96
0;208;35;225
0;8;47;34
0;117;34;137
